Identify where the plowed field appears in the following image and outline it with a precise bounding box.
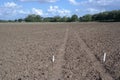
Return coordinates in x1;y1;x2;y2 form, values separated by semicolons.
0;22;120;80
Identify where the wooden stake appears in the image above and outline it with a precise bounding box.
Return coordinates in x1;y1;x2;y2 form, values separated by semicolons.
103;53;106;62
52;55;55;62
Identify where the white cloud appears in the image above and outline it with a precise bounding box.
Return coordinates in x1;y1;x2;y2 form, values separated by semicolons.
32;8;43;15
48;6;58;13
0;2;23;16
69;0;120;8
20;0;58;3
58;9;70;15
88;0;114;6
0;1;45;19
81;0;114;4
18;10;30;14
4;2;21;8
69;0;79;5
75;9;80;12
87;8;105;14
0;2;30;20
73;0;120;15
48;6;71;16
80;0;120;7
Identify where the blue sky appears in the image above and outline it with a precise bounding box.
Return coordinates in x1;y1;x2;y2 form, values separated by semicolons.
0;0;120;20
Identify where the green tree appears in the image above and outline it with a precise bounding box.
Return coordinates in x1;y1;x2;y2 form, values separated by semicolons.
53;16;62;22
25;14;42;22
14;19;18;22
92;10;120;22
82;14;92;22
61;16;69;22
18;19;23;22
71;14;78;22
66;17;72;22
43;17;51;22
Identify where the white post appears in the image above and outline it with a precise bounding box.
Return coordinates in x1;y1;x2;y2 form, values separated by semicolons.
103;53;106;62
52;55;55;62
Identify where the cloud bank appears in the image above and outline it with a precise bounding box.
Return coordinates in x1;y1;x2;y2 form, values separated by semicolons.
48;6;71;16
69;0;120;15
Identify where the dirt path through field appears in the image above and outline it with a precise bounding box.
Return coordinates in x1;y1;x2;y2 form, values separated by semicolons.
51;28;69;80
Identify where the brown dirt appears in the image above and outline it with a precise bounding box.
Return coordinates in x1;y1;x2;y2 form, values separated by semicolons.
0;22;119;80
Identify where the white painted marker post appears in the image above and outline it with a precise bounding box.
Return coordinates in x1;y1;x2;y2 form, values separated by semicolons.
103;53;106;62
52;55;55;62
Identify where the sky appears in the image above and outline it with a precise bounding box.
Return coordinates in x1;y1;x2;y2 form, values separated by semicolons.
0;0;120;20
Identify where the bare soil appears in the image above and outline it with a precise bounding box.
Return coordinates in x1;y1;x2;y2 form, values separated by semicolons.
0;22;120;80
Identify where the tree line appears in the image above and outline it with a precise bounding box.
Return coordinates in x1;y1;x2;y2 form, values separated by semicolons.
80;10;120;22
0;10;120;22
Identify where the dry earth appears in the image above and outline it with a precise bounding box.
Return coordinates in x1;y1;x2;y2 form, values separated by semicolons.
0;22;120;80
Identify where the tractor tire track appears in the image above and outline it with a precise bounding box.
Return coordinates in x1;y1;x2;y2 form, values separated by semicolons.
74;31;114;80
50;27;69;80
